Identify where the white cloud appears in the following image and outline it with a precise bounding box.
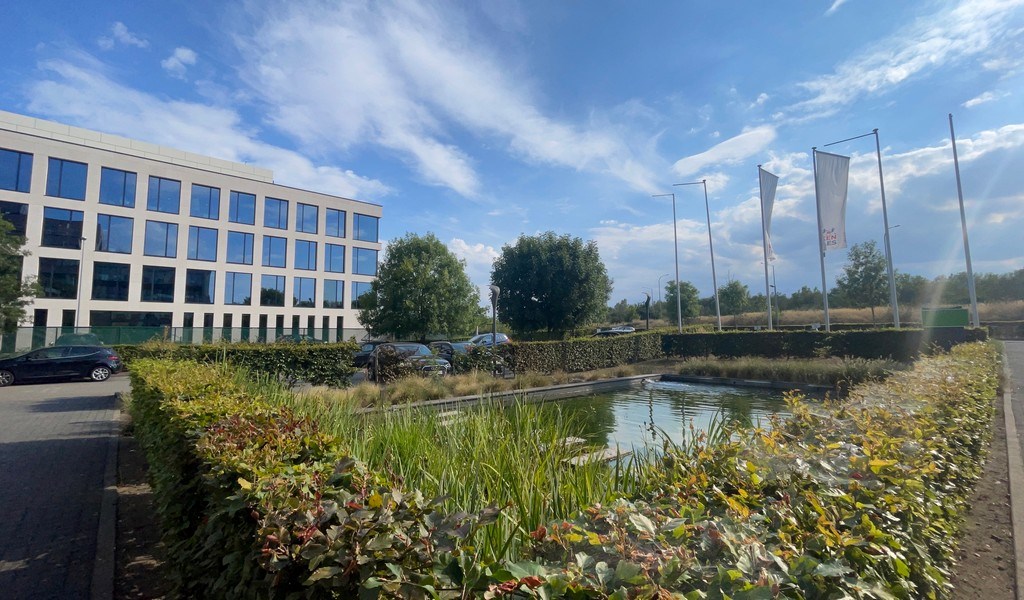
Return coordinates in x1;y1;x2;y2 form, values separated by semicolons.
748;93;769;109
449;238;500;298
672;125;777;177
161;47;197;79
825;0;849;16
98;22;149;50
963;90;1009;107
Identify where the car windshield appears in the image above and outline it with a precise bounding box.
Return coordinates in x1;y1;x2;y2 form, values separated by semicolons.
392;344;430;357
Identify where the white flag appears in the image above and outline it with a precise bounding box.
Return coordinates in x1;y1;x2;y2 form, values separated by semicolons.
759;168;778;260
814;150;850;252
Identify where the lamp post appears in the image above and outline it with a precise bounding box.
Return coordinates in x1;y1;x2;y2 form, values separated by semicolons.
488;285;500;376
642;292;651;331
76;236;87;330
657;273;670;304
673;180;722;331
652;193;683;333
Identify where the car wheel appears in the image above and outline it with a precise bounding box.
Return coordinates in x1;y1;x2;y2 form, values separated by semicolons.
90;365;112;382
0;370;13;387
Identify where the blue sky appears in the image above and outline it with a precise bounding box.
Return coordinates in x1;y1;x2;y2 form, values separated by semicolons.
2;0;1022;305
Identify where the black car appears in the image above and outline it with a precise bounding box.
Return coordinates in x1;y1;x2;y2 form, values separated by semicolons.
354;340;389;368
0;346;123;386
366;343;450;382
428;341;475;364
54;332;105;346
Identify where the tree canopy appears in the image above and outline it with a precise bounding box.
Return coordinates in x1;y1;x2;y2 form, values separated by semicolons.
490;232;611;333
356;233;483;341
0;216;37;333
834;240;888;322
718;280;751;320
664;280;700;324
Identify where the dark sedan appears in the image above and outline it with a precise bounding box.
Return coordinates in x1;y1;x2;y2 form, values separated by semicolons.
0;346;123;386
367;343;450;382
428;341;475;364
354;340;389;368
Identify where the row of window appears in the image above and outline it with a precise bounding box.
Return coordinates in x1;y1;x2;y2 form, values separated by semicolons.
25;204;377;274
36;257;374;308
0;147;380;241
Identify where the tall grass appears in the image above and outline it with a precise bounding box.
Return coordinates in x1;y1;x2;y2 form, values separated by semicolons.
675;356;903;387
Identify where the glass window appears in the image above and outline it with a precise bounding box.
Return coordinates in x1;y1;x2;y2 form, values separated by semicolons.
352;281;373;309
324;279;344;309
41;207;84;249
260;274;286;307
227;231;254;264
264;197;288;229
144;221;178;258
294;240;317;270
189;184;220;220
141;266;175;302
91;262;130;301
99;167;136;207
326;208;346;238
184;269;215;304
95;214;133;254
45;158;88;200
90;310;172;327
296;203;318;233
229;191;256;224
147;176;181;214
354;213;379;242
0;201;29;236
38;257;79;299
187;226;218;261
0;148;33;193
225;272;252;305
262;235;286;267
293;277;315;307
325;243;345;273
353;247;377;275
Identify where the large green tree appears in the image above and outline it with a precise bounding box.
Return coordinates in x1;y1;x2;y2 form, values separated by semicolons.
0;216;37;333
718;280;751;323
607;298;639;324
664;280;700;324
357;233;483;341
490;232;611;333
834;240;888;322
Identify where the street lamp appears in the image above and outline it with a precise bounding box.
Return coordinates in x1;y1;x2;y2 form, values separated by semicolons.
652;193;683;333
673;180;722;331
657;273;670;304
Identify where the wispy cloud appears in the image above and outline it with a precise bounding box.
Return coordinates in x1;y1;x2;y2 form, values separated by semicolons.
161;47;197;79
672;125;777;177
825;0;850;16
98;22;149;50
963;90;1009;107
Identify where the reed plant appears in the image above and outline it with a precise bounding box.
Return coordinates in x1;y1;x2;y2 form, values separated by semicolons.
675;355;903;387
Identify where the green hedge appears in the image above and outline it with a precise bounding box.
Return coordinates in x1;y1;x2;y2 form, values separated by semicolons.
115;341;358;387
497;330;663;373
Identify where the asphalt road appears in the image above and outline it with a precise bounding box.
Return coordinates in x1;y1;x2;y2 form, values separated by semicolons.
0;375;129;599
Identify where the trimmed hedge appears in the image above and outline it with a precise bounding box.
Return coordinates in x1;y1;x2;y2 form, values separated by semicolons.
496;330;663;373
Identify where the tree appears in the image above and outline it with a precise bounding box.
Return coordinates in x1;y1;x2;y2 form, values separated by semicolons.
834;240;888;323
0;216;37;333
491;232;611;333
718;280;751;323
607;298;639;324
664;280;700;324
785;286;822;310
357;233;483;341
895;273;929;306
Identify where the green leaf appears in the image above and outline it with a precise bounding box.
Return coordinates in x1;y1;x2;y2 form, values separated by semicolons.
629;513;656;536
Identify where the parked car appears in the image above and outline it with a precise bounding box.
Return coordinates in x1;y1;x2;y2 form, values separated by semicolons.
0;346;123;387
367;343;450;382
354;340;389;368
273;333;326;344
54;332;104;346
467;333;511;346
593;326;636;337
428;341;475;364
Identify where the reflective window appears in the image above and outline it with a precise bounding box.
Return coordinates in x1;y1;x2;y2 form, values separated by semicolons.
354;213;379;242
141;266;175;302
45;158;88;200
351;281;373;309
0;201;29;236
260;274;286;306
38;257;79;299
187;226;218;261
90;310;172;327
262;235;286;267
324;279;344;309
294;239;317;270
264;197;288;229
229;191;256;224
189;184;220;220
99;167;136;207
325;243;345;273
41;207;84;249
225;272;252;305
296;203;318;233
144;221;178;258
184;269;215;304
353;247;377;275
227;231;254;264
326;208;346;238
147;176;181;214
293;277;315;307
95;214;133;254
0;148;32;193
91;262;130;301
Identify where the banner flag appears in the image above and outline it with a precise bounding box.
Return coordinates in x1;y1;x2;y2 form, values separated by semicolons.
759;168;778;260
814;150;850;252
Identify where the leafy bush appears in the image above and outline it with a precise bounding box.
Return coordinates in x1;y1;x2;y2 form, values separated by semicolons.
499;330;663;373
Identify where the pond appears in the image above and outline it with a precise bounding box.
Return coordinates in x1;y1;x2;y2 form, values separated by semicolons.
548;379;791;452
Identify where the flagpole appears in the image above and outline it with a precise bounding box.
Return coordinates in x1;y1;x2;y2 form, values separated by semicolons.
757;165;772;330
673;180;722;331
948;114;981;328
812;148;831;332
873;129;900;328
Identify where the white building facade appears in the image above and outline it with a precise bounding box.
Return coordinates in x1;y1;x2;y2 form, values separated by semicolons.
0;110;381;345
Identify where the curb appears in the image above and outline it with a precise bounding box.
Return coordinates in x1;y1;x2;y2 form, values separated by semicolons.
90;391;121;600
1001;350;1024;600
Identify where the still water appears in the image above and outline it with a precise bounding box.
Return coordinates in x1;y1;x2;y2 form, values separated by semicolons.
548;379;791;452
